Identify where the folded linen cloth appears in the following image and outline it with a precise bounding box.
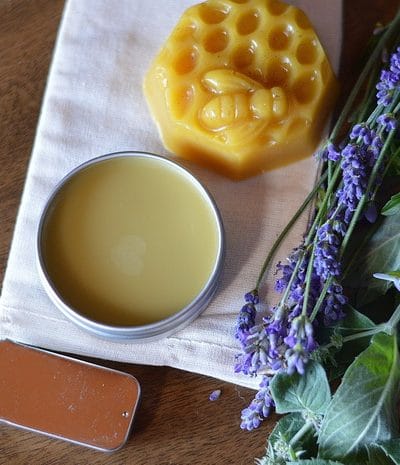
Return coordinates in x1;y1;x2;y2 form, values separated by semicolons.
0;0;342;388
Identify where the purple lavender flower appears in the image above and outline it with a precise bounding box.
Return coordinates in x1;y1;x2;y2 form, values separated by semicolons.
318;142;341;162
331;208;348;236
370;134;384;157
245;290;260;305
235;304;293;377
262;307;289;371
321;280;347;326
327;142;341;162
235;290;259;344
314;220;342;280
234;324;270;375
376;46;400;106
284;316;317;375
240;376;274;431
275;246;304;293
236;212;348;426
236;239;345;428
275;246;319;321
350;123;374;144
377;113;398;131
336;127;382;221
240;405;262;431
338;143;369;208
275;260;295;293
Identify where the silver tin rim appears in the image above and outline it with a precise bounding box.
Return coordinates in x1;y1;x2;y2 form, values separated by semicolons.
37;151;225;341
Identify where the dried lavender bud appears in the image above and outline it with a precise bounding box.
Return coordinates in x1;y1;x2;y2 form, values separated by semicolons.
209;389;221;401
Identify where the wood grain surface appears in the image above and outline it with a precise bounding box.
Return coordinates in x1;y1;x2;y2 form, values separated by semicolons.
0;1;399;464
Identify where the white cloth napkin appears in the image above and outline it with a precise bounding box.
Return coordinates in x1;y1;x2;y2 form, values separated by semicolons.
0;0;342;388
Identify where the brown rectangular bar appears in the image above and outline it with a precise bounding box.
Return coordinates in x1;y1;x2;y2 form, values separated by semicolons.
0;340;140;451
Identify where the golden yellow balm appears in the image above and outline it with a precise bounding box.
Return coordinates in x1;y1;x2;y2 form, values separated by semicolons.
41;156;220;326
144;0;338;179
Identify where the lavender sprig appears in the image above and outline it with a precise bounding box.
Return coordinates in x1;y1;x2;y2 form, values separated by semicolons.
235;20;400;431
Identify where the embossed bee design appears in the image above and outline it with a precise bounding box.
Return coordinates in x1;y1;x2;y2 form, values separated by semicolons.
200;69;288;143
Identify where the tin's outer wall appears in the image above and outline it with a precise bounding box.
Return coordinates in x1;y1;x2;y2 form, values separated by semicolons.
37;151;225;341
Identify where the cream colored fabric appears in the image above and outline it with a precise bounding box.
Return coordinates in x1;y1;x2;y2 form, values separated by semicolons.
0;0;342;388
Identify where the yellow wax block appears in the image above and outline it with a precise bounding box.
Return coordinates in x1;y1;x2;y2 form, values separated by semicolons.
143;0;338;179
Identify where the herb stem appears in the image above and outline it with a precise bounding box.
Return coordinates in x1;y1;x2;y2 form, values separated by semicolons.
324;325;384;351
255;171;328;290
341;327;383;342
358;68;382;122
302;239;317;316
306;164;341;238
387;303;400;331
366;104;384;125
289;421;314;448
282;163;341;318
278;247;308;311
328;160;333;185
309;276;332;323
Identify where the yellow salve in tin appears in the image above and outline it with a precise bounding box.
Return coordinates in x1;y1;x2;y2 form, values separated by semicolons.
41;154;221;327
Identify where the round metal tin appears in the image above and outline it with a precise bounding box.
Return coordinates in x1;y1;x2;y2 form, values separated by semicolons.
37;151;225;341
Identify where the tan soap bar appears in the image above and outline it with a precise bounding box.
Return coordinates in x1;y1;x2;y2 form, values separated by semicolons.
0;340;140;451
144;0;338;179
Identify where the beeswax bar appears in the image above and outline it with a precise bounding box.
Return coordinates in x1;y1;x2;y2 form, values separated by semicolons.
144;0;338;179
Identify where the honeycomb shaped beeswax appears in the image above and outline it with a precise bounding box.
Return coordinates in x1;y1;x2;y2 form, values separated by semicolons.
143;0;338;179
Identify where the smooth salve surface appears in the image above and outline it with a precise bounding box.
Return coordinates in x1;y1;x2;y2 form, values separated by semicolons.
42;156;220;326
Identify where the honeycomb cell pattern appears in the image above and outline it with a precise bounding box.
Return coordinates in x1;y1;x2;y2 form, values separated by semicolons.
143;0;338;179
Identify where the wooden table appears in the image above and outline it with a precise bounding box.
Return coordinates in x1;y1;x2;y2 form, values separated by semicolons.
0;1;399;463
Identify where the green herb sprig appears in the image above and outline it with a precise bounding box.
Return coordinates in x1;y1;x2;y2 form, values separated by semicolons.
234;8;400;464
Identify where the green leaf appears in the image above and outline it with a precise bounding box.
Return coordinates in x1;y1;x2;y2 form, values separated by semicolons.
258;413;317;464
368;455;396;465
314;305;376;370
327;306;377;380
270;361;331;415
382;193;400;216
345;213;400;306
388;271;400;278
268;413;307;446
334;305;376;332
367;444;396;465
318;333;400;461
318;305;375;344
288;460;345;465
375;439;400;464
